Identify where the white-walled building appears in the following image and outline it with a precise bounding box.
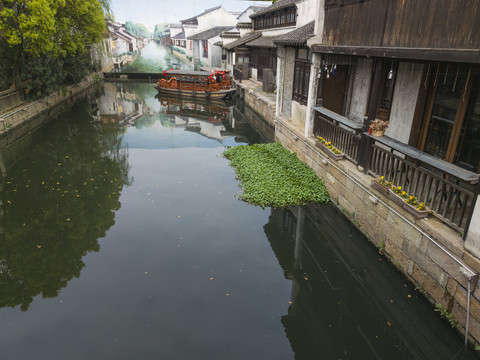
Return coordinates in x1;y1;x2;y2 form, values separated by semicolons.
222;0;316;82
221;5;268;72
108;22;142;68
188;26;236;68
180;6;240;67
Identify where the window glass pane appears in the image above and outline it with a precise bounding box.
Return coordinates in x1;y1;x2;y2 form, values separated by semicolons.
424;65;467;159
303;65;310;97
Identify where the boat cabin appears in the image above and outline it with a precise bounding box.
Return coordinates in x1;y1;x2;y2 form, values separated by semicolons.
158;70;232;92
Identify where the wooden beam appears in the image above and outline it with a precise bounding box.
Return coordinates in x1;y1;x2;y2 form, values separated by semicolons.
310;45;480;64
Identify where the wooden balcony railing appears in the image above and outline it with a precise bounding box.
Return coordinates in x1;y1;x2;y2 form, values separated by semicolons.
367;135;479;234
311;106;480;235
313;106;363;164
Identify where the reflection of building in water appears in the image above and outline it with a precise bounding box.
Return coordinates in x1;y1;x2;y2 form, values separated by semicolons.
95;83;148;127
264;206;471;360
158;96;236;142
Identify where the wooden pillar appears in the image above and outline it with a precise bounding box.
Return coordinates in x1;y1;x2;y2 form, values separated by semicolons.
316;54;324;108
366;59;383;126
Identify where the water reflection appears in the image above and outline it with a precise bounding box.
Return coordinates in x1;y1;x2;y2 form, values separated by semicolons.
95;81;273;145
157;96;234;141
0;83;271;314
265;205;475;359
95;82;149;127
0;100;131;311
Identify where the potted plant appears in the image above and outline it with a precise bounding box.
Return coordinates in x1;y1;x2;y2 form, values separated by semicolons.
316;136;344;160
403;195;429;219
388;185;409;206
369;119;389;136
371;176;392;195
388;186;429;219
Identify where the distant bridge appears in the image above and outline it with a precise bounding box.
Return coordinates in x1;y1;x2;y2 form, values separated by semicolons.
103;72;165;81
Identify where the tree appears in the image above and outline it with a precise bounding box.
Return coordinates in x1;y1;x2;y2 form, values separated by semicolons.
0;0;108;93
125;21;150;39
153;23;168;42
0;0;105;57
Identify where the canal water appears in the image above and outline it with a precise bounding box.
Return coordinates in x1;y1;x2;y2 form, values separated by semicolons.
0;45;476;360
124;42;193;73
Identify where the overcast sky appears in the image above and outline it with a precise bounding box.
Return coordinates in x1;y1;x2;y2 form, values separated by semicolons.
110;0;271;31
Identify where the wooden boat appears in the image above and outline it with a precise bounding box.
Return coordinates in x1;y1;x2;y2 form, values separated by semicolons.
154;69;236;100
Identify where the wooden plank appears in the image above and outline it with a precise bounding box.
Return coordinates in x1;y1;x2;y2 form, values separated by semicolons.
371;134;480;182
312;106;363;130
320;0;480;50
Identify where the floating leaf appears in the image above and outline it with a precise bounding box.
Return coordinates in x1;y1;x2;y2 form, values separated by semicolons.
223;143;329;208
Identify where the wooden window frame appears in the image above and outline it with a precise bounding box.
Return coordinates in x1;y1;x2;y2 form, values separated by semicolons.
253;7;296;30
292;48;311;106
418;64;479;171
325;0;366;7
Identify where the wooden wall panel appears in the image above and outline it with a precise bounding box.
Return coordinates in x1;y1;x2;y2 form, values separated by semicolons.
323;0;480;50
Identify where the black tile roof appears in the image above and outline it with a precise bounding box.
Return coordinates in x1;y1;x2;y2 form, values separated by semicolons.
274;21;315;46
223;31;262;50
171;31;186;40
250;0;301;18
187;26;236;40
246;35;279;48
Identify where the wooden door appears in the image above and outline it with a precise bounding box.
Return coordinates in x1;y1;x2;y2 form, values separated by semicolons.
320;65;348;115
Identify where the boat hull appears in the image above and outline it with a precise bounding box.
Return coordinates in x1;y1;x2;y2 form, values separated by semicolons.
154;85;236;100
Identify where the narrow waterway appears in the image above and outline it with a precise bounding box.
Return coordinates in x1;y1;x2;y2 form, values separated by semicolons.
0;44;476;359
124;42;193;73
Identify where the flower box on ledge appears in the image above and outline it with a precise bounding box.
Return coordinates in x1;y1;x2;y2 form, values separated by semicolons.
387;189;430;219
315;140;344;161
371;179;391;196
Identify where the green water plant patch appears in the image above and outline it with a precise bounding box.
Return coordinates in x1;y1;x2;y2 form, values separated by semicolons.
223;142;329;208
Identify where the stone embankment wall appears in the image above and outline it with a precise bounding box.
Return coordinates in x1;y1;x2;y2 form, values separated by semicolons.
0;88;24;113
237;85;276;128
0;73;103;148
172;49;190;63
239;83;480;346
